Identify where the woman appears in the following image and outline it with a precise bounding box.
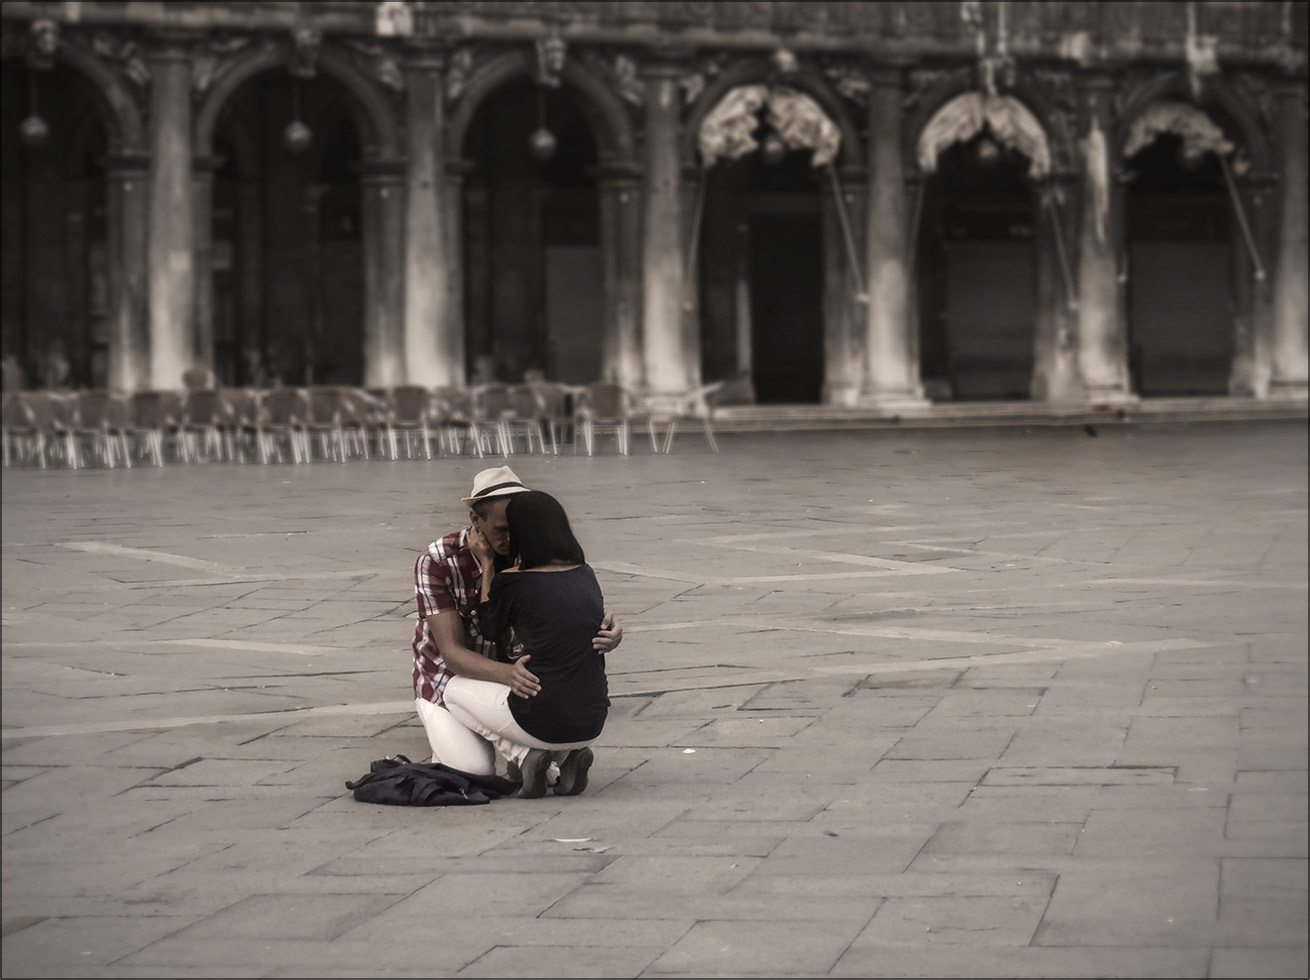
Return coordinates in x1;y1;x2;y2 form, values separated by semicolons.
441;490;610;798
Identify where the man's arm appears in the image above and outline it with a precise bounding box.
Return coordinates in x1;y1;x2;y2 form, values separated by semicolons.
428;610;540;699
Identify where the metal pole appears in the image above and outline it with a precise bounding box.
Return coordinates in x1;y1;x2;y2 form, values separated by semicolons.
1217;152;1267;283
826;164;867;300
1043;182;1079;311
682;168;709;309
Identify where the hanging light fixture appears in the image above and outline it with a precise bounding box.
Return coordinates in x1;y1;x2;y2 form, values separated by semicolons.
283;77;312;155
975;135;1001;166
20;70;49;149
760;131;787;165
528;85;556;161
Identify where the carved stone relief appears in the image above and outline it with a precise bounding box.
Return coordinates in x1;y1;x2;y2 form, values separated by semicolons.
343;39;406;92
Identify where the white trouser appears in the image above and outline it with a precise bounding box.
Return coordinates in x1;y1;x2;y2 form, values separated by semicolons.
414;697;496;775
441;676;594;769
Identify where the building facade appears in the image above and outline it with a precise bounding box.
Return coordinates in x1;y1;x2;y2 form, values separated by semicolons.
1;0;1306;408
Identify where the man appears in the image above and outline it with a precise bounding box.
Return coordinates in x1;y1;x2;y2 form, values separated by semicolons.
411;465;622;776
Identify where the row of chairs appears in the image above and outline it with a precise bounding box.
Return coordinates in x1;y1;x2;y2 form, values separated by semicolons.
1;381;724;469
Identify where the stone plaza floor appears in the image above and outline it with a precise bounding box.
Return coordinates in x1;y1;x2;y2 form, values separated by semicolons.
2;421;1307;978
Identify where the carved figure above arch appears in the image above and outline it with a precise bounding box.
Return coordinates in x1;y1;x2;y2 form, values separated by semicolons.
917;90;1051;179
1123;100;1234;164
683;55;861;171
696;84;841;168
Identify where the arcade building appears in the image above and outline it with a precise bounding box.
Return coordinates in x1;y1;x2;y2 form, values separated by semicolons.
1;1;1306;411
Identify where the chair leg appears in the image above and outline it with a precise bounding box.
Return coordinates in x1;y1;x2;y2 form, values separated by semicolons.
703;420;719;453
663;420;677;453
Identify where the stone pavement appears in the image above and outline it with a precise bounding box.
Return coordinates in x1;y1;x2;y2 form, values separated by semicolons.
2;421;1307;980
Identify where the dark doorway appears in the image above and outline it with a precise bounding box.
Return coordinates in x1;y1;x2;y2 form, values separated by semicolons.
1124;131;1233;396
749;212;824;403
917;133;1036;400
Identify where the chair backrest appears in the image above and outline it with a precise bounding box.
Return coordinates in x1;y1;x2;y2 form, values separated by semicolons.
128;390;178;429
74;389;118;428
261;387;309;426
2;391;35;429
306;387;344;425
181;387;229;425
388;385;432;424
221;388;262;426
472;383;515;420
578;382;629;420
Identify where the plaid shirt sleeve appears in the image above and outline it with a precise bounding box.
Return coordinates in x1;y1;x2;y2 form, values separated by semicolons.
412;530;508;705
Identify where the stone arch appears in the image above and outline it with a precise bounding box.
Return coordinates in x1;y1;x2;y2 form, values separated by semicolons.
682;57;864;171
909;73;1058;181
1;36;146;155
194;41;400;162
1113;71;1271;174
446;50;637;168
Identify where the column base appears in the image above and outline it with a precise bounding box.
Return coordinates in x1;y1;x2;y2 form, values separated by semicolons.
1267;379;1309;401
1083;386;1139;408
856;389;931;414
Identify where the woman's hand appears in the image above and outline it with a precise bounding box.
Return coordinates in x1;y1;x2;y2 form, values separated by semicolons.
468;523;496;570
507;655;540;699
593;612;623;653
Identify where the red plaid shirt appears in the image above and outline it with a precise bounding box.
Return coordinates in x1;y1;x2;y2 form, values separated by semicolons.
411;528;515;705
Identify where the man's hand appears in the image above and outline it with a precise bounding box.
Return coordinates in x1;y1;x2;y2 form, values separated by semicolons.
507;655;541;699
593;612;623;653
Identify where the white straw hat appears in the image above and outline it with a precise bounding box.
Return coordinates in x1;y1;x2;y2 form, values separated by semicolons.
461;465;532;506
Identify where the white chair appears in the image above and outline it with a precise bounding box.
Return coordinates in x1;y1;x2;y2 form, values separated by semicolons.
661;381;725;454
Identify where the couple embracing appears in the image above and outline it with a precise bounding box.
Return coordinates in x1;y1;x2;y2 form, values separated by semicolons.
410;466;620;798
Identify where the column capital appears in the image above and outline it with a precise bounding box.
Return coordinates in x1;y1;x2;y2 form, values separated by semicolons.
106;152;151;177
145;31;205;62
359;158;406;183
637;45;696;80
597;160;643;185
400;37;451;72
862;60;913;89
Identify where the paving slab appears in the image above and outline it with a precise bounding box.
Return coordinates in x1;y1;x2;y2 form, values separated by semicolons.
2;422;1307;979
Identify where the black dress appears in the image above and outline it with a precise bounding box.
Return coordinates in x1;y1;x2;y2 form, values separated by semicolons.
476;564;609;743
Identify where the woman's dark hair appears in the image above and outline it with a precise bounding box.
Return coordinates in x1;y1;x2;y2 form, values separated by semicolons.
506;491;585;570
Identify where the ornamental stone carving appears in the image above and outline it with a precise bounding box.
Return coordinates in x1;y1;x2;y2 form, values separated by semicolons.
344;39;406;92
27;18;59;70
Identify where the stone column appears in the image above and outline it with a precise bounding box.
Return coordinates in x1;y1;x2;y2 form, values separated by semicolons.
360;160;406;389
639;56;689;397
1075;72;1133;403
401;43;457;387
861;66;925;408
444;158;472;386
146;36;196;389
191;155;219;375
1270;82;1308;399
823;163;866;406
598;161;643;386
105;153;150;392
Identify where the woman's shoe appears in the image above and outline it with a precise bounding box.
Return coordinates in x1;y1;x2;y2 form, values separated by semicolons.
517;749;551;799
553;747;594;796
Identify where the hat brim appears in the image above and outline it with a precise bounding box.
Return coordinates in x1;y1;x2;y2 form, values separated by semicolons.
461;486;531;506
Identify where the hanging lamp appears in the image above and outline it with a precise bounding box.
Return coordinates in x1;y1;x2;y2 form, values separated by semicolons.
528;85;556;161
19;70;49;149
283;77;312;154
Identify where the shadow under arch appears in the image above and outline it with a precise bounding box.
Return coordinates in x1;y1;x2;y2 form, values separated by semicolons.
0;36;148;156
193;43;400;162
446;50;637;167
